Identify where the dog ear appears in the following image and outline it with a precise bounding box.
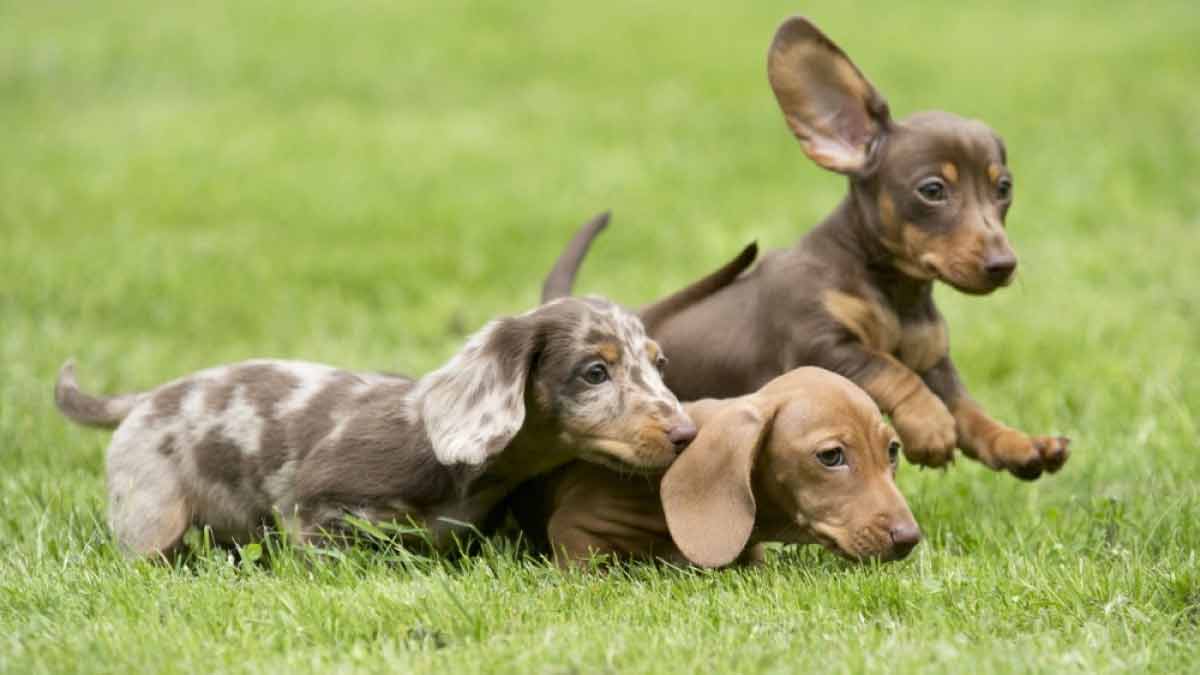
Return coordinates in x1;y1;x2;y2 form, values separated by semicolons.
660;399;773;568
418;316;541;466
767;16;891;175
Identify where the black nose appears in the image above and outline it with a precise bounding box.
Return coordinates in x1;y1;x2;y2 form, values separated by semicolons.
667;422;697;453
983;254;1017;285
889;522;922;559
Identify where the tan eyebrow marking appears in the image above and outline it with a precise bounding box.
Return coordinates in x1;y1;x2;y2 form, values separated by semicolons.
987;163;1002;183
597;342;620;364
941;162;958;184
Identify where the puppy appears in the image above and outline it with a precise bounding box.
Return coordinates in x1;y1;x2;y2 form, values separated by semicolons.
511;367;920;568
55;296;696;558
541;17;1070;480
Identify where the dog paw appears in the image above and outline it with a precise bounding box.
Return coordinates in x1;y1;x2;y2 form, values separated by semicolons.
987;431;1071;480
1032;434;1071;474
892;395;957;468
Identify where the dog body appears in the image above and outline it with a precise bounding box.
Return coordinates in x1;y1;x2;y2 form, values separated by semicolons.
512;367;920;568
56;296;697;557
543;18;1069;480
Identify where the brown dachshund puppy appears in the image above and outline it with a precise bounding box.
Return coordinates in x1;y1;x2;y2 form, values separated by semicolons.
511;367;920;568
542;17;1070;480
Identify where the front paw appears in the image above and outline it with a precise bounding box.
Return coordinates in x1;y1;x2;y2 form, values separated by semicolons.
987;431;1071;480
892;395;957;468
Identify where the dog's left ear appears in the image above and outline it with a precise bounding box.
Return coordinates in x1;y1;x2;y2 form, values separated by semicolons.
767;16;892;176
418;315;542;466
661;399;774;568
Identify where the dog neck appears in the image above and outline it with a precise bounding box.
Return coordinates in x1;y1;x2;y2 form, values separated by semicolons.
472;416;574;492
803;190;936;313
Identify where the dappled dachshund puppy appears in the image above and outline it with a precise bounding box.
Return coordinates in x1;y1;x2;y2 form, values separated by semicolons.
54;296;696;558
542;17;1070;480
510;367;920;568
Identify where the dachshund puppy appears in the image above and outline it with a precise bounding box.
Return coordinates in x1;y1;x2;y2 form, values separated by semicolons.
511;367;920;568
55;296;696;558
541;17;1070;480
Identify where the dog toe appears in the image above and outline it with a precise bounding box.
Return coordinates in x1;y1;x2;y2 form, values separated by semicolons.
1039;436;1071;473
1009;458;1044;481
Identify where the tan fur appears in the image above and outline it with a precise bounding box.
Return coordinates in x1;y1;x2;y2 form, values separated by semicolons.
859;357;956;467
511;368;920;568
987;163;1002;183
597;342;620;364
898;320;949;372
942;162;959;184
822;290;901;354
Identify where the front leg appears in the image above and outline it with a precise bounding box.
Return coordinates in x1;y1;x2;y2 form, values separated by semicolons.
817;343;957;467
922;357;1070;480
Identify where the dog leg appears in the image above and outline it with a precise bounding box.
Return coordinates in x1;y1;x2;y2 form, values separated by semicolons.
923;357;1070;479
817;344;957;467
107;443;191;559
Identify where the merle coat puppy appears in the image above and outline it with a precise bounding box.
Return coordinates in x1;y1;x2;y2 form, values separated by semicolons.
56;296;695;558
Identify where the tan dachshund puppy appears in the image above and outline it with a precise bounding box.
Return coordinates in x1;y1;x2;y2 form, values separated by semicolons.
510;367;920;568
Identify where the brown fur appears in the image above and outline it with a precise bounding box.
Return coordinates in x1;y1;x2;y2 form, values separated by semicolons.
510;368;920;568
541;17;1069;480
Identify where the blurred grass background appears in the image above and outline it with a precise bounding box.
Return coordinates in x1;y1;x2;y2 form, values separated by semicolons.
2;1;1199;673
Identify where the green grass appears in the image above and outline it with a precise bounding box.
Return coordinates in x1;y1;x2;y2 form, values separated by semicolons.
3;0;1199;672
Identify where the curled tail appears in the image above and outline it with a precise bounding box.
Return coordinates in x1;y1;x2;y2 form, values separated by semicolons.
542;211;610;302
55;360;146;429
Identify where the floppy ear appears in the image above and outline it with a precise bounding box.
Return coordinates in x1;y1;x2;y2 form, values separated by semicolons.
767;16;891;175
661;400;772;568
418;316;541;466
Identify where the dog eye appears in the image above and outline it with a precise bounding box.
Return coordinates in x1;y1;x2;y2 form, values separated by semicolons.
916;178;948;203
888;441;901;464
997;177;1013;200
816;447;846;467
581;363;610;385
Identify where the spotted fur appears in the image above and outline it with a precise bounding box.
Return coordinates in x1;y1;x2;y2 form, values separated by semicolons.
55;296;693;558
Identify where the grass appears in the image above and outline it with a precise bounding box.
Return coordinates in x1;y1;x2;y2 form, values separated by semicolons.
2;0;1199;672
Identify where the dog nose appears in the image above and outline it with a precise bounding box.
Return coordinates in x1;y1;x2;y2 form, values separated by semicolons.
667;422;698;453
889;522;922;559
983;254;1017;285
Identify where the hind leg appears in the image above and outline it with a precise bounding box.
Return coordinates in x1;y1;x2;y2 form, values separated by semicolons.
106;439;191;559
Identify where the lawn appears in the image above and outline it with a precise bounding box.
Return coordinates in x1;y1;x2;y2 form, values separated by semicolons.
2;0;1199;672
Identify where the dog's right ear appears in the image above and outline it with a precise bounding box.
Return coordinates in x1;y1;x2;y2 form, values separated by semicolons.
767;16;891;176
417;315;542;466
661;400;772;568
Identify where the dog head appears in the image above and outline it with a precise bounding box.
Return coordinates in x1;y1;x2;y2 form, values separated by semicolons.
767;16;1019;294
660;367;919;567
417;296;694;473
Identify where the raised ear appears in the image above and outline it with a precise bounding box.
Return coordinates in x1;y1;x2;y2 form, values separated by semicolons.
417;316;541;466
660;400;772;568
767;16;891;175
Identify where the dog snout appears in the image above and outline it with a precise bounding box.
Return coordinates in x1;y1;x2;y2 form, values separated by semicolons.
667;420;698;453
888;521;922;559
983;252;1017;286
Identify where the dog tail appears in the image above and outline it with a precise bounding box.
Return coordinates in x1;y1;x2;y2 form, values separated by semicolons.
639;242;758;334
54;359;146;429
542;211;611;302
